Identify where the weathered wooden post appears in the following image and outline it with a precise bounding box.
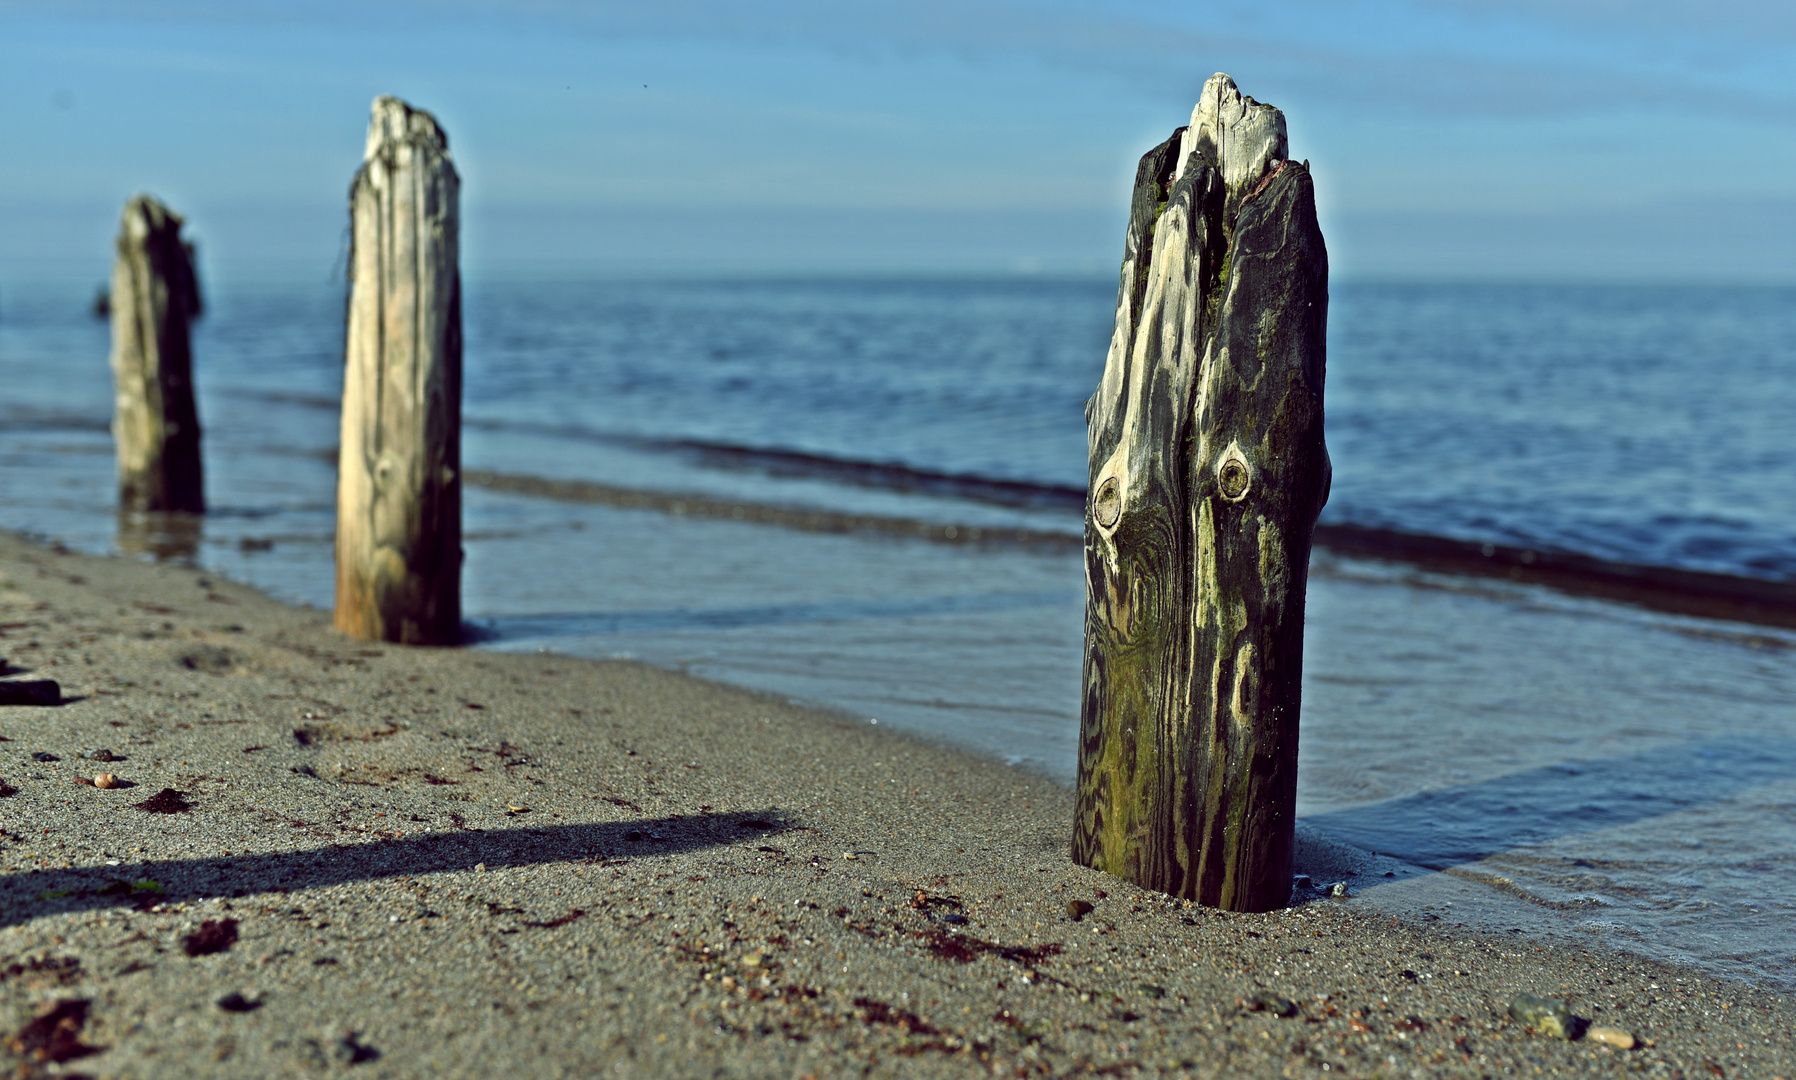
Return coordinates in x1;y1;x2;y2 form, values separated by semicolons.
1073;74;1330;912
110;195;204;513
334;95;462;645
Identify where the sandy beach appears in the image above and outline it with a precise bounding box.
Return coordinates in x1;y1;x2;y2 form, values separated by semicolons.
0;528;1791;1079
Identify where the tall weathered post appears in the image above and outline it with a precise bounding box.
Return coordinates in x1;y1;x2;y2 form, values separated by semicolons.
110;195;204;513
1073;74;1330;912
335;96;462;645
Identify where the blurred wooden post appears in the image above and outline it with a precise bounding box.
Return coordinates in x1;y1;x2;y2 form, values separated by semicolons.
334;95;462;645
110;195;204;513
1073;74;1330;912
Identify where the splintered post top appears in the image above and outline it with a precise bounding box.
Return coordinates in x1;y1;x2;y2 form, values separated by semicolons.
120;194;182;243
1175;73;1288;191
364;95;450;161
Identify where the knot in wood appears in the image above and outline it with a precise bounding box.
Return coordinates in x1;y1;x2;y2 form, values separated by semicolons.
1218;459;1251;501
1093;478;1122;528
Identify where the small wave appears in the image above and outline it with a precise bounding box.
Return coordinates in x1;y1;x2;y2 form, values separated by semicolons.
470;589;1075;641
1313;523;1796;631
1579;920;1643;935
471;416;1087;510
1307;737;1796;873
226;392;1087;508
0;408;109;434
461;469;1082;550
655;440;1084;511
218;389;341;412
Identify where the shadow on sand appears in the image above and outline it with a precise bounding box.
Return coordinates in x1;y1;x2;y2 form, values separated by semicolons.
0;811;801;930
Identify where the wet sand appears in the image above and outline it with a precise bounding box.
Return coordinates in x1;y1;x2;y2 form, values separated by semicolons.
0;529;1791;1078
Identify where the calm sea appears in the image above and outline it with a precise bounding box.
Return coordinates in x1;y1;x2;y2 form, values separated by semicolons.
2;276;1793;986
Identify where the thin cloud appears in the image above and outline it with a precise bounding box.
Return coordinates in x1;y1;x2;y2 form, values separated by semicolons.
422;1;1796;119
1410;0;1796;45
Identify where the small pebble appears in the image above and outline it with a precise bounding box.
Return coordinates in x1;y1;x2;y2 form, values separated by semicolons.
1509;993;1574;1039
0;680;60;706
1067;899;1094;921
94;773;119;789
73;776;94;786
1241;994;1298;1017
842;852;857;860
1587;1026;1635;1050
182;918;240;957
334;1033;378;1065
135;788;192;814
474;863;487;873
216;992;261;1013
506;803;528;814
1328;882;1350;898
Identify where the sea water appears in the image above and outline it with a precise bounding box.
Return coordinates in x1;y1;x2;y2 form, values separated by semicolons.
1;276;1793;986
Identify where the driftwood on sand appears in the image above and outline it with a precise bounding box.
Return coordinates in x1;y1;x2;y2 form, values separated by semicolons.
1073;74;1330;912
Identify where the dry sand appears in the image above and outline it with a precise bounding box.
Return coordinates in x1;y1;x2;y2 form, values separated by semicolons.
0;528;1791;1078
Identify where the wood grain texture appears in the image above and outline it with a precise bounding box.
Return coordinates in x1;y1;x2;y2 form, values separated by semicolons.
334;95;462;645
1074;74;1329;912
109;195;203;513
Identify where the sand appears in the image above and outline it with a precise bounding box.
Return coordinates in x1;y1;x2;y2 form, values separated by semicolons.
0;528;1791;1079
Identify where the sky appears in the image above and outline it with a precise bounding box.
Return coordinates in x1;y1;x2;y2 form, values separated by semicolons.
2;0;1793;284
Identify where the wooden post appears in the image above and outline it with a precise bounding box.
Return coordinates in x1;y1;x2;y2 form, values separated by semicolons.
1072;74;1330;912
110;195;203;513
334;95;462;645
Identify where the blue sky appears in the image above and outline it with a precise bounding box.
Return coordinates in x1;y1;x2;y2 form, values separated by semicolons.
2;0;1793;282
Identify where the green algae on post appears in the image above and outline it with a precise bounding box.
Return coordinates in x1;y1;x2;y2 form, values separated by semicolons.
1073;73;1330;913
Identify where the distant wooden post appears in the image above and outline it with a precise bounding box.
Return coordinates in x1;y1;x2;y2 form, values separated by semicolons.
1073;74;1330;912
110;195;204;513
334;95;462;645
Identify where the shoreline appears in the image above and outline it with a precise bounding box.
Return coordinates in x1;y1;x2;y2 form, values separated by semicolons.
1;529;1791;1078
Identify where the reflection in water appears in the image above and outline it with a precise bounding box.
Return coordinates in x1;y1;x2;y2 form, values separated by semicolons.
117;510;203;563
